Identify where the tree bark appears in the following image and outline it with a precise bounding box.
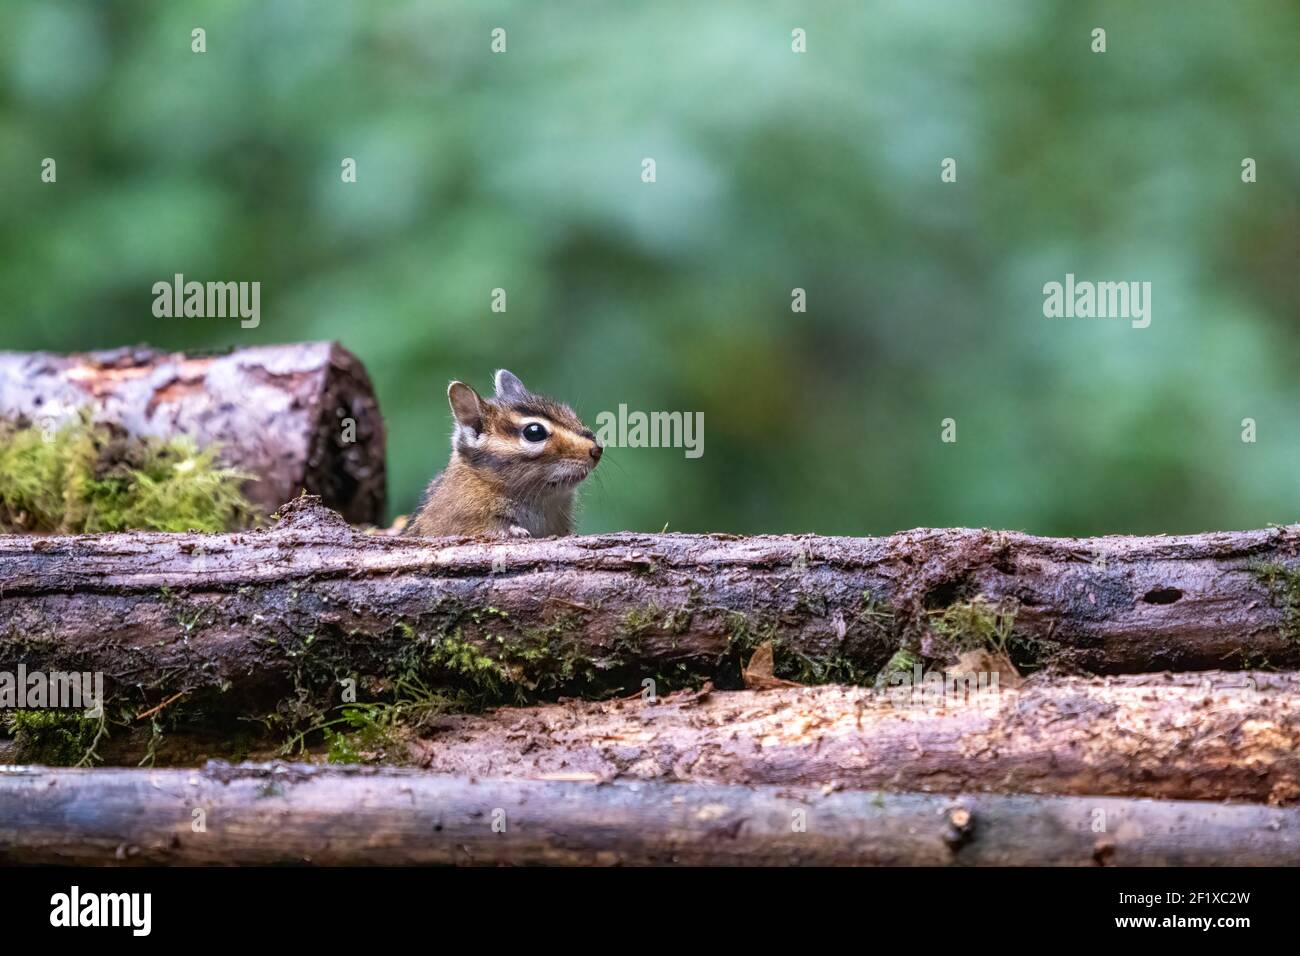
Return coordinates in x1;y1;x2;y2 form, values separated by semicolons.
408;675;1300;805
0;344;386;524
9;674;1298;805
1;763;1297;866
2;497;1299;716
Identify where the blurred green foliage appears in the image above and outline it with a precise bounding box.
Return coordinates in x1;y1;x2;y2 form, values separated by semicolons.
2;1;1299;535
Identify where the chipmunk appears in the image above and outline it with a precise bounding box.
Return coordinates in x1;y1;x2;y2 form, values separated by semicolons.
405;370;602;538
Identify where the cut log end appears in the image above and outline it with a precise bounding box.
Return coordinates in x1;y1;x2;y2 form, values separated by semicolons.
0;343;387;524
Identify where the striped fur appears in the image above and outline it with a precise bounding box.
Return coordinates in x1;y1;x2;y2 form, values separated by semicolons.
407;370;601;538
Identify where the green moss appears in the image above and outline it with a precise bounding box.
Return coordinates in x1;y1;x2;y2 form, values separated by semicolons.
508;616;595;690
1249;561;1300;643
928;596;1017;653
788;652;874;685
874;647;919;685
276;601;709;760
4;710;104;766
722;609;781;670
325;730;363;763
620;603;693;641
723;595;889;687
920;594;1064;670
203;587;920;761
858;594;895;629
387;624;515;698
1237;649;1274;670
0;412;258;533
423;631;512;695
319;676;460;764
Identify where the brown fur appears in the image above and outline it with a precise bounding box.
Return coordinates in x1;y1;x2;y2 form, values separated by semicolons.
406;371;601;538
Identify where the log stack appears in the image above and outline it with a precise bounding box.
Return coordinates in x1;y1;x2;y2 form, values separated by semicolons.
2;496;1299;716
2;345;1299;865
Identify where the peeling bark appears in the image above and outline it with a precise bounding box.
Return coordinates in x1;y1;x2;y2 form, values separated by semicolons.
2;497;1300;716
409;674;1300;805
2;763;1298;866
0;344;386;523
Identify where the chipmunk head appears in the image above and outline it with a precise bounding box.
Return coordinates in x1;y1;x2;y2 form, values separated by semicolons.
447;370;602;496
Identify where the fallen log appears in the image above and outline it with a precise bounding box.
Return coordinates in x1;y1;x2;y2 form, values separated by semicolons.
3;497;1300;716
0;344;386;524
1;763;1297;866
25;674;1299;807
410;674;1300;805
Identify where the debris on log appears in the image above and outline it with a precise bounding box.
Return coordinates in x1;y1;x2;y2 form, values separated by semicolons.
2;497;1300;715
0;343;386;524
410;675;1300;805
1;763;1297;866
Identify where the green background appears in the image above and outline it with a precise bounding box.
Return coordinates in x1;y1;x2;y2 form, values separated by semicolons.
3;1;1298;535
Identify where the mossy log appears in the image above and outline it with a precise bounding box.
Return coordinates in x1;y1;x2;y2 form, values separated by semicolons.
0;343;385;524
3;497;1300;717
2;762;1298;866
410;675;1300;805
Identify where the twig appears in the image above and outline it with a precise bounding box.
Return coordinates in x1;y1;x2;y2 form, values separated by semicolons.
137;691;184;721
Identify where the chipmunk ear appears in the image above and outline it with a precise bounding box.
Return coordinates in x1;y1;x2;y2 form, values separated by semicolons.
493;369;528;402
448;381;484;434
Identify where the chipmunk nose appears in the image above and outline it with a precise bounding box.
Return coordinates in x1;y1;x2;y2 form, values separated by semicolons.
589;442;603;462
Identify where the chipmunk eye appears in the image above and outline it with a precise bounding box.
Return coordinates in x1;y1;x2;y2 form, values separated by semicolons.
522;423;549;442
